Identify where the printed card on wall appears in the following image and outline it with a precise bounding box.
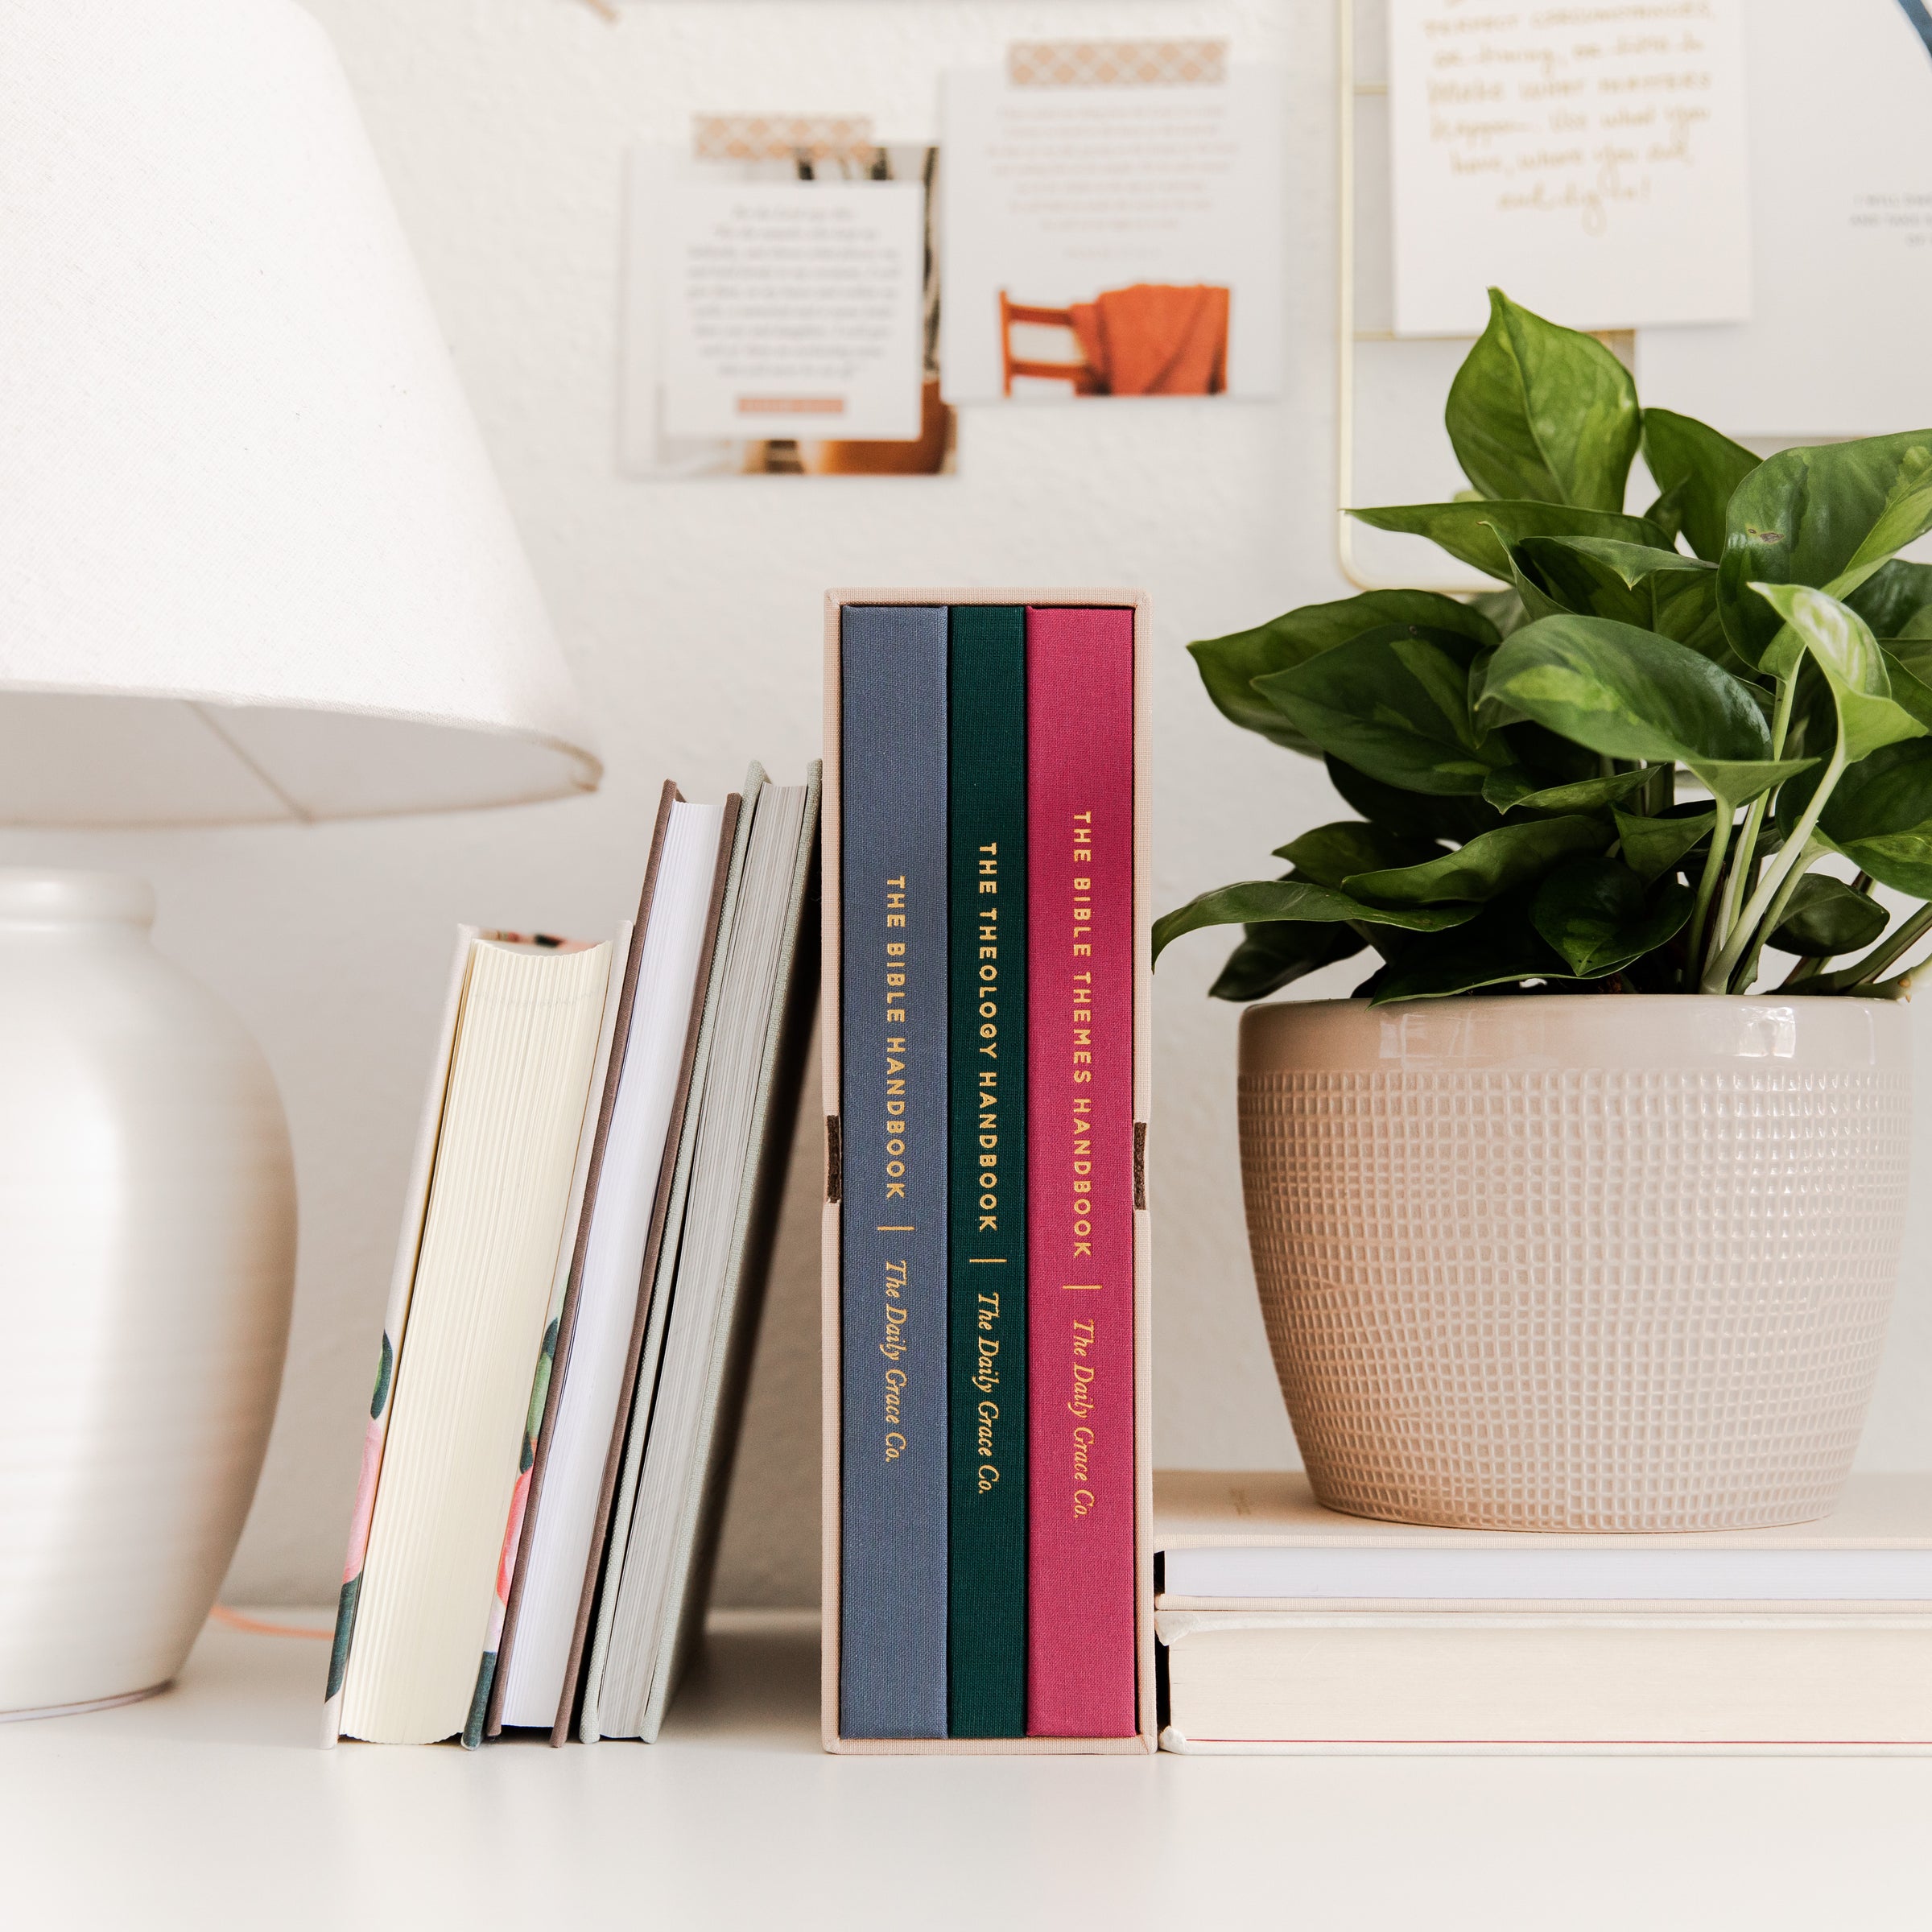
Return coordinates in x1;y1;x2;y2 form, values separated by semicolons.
1637;0;1932;436
939;43;1286;403
1387;0;1752;337
621;123;953;478
658;183;923;440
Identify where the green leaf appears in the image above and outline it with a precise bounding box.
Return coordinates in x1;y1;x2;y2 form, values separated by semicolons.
1612;803;1718;883
1187;591;1499;753
1348;501;1674;583
1509;536;1652;626
1483;765;1653;815
1798;740;1932;896
1645;476;1688;549
1641;408;1759;564
1518;535;1740;667
1542;536;1712;589
1499;543;1575;627
1253;627;1510;795
1888;638;1932;683
1847;559;1932;640
1272;822;1446;886
1151;879;1478;964
1367;890;1579;1003
1504;720;1603;789
1471;646;1527;731
1781;658;1844;766
1477;612;1813;809
1444;289;1641;512
1720;431;1932;666
1344;815;1609;905
1469;587;1530;638
1884;643;1932;734
1324;755;1505;844
1649;564;1741;669
1768;873;1888;958
1531;858;1692;976
1748;583;1926;764
1209;920;1366;1001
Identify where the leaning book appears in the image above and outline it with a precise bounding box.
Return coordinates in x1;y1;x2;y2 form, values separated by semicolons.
326;930;617;1745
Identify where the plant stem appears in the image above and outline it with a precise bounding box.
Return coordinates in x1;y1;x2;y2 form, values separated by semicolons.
1709;677;1795;964
1814;901;1932;993
1684;807;1735;987
1728;840;1818;993
1701;740;1847;993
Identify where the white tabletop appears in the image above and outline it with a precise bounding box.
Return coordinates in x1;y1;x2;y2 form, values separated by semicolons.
6;1609;1928;1930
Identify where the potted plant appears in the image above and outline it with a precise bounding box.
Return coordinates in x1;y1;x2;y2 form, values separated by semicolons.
1156;291;1930;1533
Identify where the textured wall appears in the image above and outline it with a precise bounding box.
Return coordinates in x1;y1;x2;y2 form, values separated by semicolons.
9;0;1930;1610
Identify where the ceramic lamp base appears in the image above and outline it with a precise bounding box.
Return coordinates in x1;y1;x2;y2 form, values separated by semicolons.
0;870;295;1715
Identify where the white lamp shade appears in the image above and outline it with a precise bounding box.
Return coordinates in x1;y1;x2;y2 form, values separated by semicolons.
0;0;601;825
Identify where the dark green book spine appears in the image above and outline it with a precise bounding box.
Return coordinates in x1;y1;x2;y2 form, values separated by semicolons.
946;605;1028;1736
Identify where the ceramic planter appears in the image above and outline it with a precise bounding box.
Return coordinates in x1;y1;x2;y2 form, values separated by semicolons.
1237;995;1911;1533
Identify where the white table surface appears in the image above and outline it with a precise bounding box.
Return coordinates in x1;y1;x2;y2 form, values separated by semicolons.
6;1608;1929;1930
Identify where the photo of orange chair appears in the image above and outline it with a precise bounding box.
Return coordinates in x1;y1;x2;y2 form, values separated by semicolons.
998;283;1230;398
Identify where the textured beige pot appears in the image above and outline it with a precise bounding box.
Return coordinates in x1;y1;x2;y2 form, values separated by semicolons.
1239;995;1912;1533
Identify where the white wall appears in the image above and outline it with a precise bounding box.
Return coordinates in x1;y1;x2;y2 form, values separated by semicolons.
10;0;1930;1609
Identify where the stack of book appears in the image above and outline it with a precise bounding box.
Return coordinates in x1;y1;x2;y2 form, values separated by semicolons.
325;765;819;1748
1154;1471;1932;1752
823;591;1154;1751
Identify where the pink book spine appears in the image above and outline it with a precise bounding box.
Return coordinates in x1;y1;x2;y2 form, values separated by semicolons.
1026;605;1137;1738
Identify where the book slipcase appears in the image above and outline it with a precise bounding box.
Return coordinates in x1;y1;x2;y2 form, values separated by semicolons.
819;588;1156;1757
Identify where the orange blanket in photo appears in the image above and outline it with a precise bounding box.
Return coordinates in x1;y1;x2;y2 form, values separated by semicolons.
1067;283;1229;396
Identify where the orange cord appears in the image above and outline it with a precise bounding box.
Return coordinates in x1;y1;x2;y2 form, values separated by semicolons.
208;1604;332;1641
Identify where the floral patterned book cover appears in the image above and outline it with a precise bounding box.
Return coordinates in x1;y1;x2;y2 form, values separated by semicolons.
324;927;612;1746
460;1313;559;1748
323;928;481;1743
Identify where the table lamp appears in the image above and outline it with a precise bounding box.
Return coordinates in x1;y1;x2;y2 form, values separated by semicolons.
0;0;601;1718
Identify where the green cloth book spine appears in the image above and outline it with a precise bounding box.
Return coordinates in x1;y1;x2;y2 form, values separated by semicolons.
946;604;1028;1736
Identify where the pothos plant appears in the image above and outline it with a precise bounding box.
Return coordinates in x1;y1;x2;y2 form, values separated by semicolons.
1153;291;1932;1005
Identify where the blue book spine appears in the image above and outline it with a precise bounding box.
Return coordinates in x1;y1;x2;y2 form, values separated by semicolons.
840;603;949;1738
